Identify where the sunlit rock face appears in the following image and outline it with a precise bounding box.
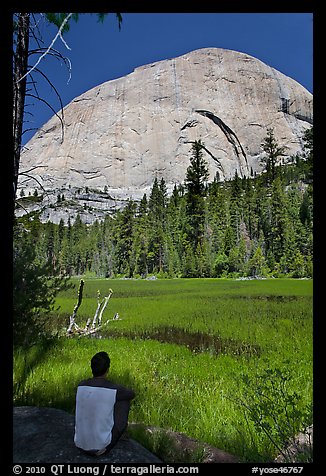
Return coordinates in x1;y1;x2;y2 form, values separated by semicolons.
18;47;312;222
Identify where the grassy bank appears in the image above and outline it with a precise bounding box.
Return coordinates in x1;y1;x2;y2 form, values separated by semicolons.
13;278;313;462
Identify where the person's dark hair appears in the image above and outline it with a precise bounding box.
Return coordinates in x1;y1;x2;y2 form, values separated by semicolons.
91;351;110;377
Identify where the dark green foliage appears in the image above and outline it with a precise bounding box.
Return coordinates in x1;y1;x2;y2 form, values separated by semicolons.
237;364;312;461
13;220;71;346
185;140;209;197
44;13;122;33
184;140;209;250
113;200;137;277
260;128;286;184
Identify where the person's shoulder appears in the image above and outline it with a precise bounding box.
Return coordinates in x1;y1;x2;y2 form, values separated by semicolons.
79;378;121;390
77;378;90;386
106;380;134;393
107;381;136;400
105;380;124;390
77;378;134;396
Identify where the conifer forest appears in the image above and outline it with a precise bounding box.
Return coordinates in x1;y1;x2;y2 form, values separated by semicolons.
15;129;313;280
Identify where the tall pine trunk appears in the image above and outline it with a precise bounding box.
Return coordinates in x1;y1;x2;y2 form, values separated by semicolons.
13;13;30;204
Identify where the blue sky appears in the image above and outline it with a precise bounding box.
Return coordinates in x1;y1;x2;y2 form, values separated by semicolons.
22;12;313;145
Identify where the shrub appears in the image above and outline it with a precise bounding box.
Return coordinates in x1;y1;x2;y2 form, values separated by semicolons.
237;363;312;461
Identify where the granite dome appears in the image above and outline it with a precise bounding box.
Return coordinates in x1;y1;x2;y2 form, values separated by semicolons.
17;47;313;222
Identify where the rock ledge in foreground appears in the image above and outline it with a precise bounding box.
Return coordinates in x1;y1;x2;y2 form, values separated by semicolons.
13;406;162;463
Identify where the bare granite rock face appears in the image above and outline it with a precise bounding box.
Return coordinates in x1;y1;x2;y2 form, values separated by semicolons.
13;406;162;464
18;47;313;222
13;406;240;464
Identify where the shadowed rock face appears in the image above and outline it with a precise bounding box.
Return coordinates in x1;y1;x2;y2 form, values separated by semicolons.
18;47;312;211
13;406;241;464
13;406;162;463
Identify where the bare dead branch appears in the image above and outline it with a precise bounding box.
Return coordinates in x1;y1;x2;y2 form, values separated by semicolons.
69;286;114;337
15;199;30;213
16;13;73;84
20;165;48;174
18;172;46;191
25;93;64;142
67;279;84;334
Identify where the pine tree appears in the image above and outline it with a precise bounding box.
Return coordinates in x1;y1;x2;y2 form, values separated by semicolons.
134;194;150;276
58;218;65;244
71;214;87;274
303;126;313;182
185;140;209;197
44;221;56;271
184;140;209;248
148;178;167;273
13;220;70;345
113;200;136;277
182;240;196;277
260;128;286;185
248;245;269;277
268;177;289;263
207;180;228;256
229;170;244;245
299;190;312;227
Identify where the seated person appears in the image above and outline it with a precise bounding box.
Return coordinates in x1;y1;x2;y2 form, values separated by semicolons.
74;351;135;456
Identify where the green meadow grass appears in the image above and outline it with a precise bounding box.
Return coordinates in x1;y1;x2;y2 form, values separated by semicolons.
13;278;313;462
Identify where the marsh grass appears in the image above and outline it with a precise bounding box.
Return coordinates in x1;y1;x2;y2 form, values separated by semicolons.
13;278;313;462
